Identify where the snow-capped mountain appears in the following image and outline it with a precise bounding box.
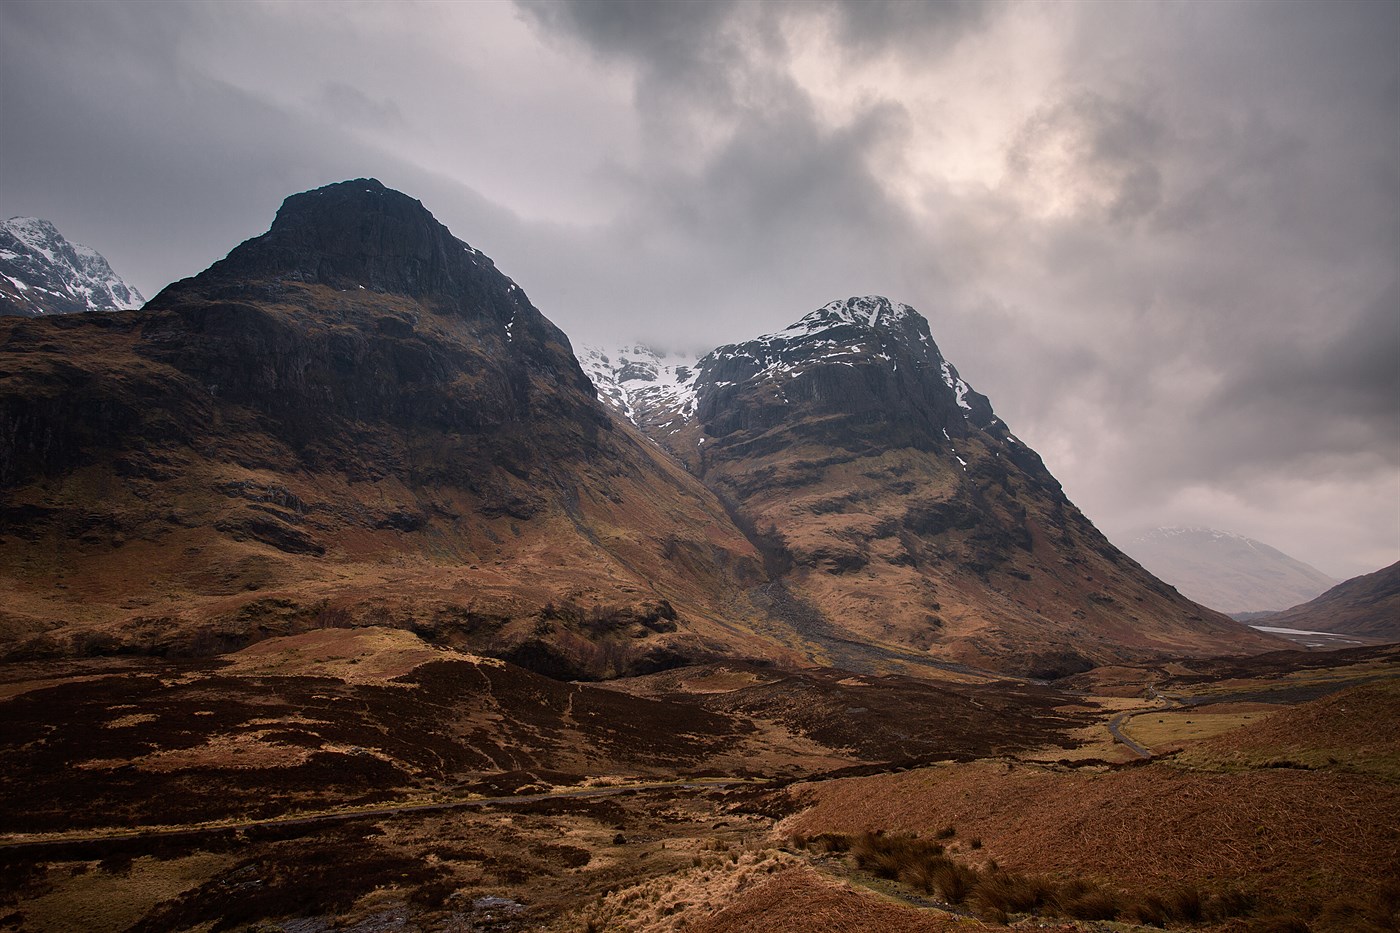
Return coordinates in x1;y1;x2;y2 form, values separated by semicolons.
0;177;1282;679
584;298;1002;446
0;216;145;316
692;295;996;434
1121;526;1338;615
578;343;702;434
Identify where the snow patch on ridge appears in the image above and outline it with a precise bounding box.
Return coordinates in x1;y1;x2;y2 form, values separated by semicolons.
940;360;973;410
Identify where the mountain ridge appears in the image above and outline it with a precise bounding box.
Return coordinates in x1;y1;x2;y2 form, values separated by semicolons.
1251;561;1400;640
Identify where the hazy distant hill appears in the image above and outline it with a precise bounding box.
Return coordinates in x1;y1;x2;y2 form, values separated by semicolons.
1122;527;1337;614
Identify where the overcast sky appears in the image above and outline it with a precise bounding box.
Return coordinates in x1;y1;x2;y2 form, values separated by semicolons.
2;0;1396;580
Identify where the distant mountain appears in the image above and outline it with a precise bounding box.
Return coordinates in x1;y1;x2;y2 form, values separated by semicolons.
1252;562;1400;641
596;297;1280;676
0;216;144;316
1122;527;1338;614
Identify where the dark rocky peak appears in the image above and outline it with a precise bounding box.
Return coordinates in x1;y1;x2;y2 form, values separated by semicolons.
148;179;538;329
708;296;933;365
205;179;472;296
694;296;996;441
786;295;925;335
124;180;604;455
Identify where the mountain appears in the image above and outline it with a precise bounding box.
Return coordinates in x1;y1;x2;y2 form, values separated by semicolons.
0;179;774;677
1121;527;1338;614
0;216;145;316
592;297;1281;676
1250;562;1400;641
0;183;1280;680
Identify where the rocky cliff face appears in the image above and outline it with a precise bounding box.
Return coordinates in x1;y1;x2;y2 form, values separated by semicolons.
134;179;605;479
0;180;771;676
0;216;145;316
624;297;1280;675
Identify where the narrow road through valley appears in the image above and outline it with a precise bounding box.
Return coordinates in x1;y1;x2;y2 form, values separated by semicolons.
1107;710;1153;758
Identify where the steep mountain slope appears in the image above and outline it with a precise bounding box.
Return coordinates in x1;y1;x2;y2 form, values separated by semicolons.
625;297;1280;676
1251;562;1400;640
0;217;145;316
1121;526;1337;614
0;180;772;676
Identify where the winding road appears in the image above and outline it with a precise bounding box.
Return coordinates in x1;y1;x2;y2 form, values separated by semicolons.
1107;710;1153;758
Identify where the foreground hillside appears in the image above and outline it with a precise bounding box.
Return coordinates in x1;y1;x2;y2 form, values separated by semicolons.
1;633;1392;932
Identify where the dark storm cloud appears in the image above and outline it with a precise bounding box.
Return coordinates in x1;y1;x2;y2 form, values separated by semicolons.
0;0;403;294
825;0;989;54
1208;284;1400;465
0;0;542;301
515;0;939;348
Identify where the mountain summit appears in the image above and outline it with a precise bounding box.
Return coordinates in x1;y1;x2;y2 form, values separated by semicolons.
693;296;999;448
163;178;507;305
0;216;145;316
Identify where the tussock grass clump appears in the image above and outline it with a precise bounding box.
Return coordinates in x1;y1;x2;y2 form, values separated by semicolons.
792;831;1255;926
788;831;850;854
1056;881;1119;921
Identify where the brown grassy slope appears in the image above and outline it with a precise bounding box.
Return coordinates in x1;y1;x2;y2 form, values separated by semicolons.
0;627;828;834
603;662;1094;764
687;864;988;933
1176;677;1400;779
781;761;1399;913
780;674;1400;917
